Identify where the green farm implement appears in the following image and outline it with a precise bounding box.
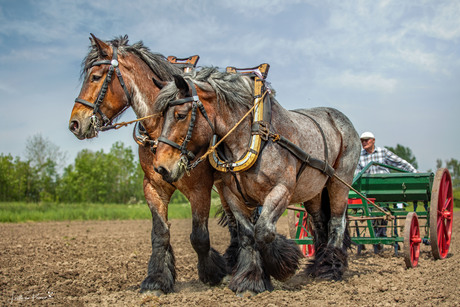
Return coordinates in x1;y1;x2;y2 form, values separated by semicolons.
288;162;454;268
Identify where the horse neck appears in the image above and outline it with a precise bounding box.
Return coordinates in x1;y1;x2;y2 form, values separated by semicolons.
124;55;175;135
125;55;162;118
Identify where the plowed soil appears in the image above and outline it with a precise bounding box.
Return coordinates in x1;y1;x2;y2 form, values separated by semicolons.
1;212;459;306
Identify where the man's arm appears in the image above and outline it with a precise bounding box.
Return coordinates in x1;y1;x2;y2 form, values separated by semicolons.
383;148;417;173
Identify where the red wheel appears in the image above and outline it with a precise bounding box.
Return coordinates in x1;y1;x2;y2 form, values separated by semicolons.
298;214;315;257
287;207;315;257
404;212;421;268
430;168;454;259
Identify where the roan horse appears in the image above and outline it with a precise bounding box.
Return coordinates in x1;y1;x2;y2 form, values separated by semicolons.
68;35;230;294
152;68;361;294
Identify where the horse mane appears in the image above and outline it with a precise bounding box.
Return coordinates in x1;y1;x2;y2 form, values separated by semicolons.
80;35;183;81
154;67;274;115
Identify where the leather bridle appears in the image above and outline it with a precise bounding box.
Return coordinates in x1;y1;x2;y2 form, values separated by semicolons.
74;46;132;131
157;79;214;170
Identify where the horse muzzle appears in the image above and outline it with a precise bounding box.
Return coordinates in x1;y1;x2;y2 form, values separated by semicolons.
154;156;188;183
68;117;98;140
154;166;175;184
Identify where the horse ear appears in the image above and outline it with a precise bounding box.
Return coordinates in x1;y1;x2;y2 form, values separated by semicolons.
173;75;191;97
90;33;109;58
152;77;167;89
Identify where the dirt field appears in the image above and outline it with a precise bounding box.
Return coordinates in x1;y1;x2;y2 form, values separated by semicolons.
1;212;459;306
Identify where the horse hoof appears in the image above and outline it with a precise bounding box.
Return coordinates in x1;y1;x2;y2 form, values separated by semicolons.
236;290;257;298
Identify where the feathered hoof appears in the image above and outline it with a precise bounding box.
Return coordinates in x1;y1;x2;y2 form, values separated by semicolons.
304;245;348;281
197;248;227;286
260;234;303;281
140;275;174;294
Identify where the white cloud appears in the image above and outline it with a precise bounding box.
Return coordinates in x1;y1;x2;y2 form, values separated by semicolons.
405;1;460;41
0;0;459;172
397;48;443;74
219;0;306;16
325;70;397;93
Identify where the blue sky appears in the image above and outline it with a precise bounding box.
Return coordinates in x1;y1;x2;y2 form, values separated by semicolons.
0;0;459;172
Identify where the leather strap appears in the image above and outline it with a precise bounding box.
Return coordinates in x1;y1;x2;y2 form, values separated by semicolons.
275;135;335;177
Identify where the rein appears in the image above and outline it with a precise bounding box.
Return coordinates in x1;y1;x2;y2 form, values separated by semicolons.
75;47;132;131
99;113;160;132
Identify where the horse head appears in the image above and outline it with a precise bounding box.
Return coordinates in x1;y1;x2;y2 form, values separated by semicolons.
69;34;133;139
152;75;217;183
69;34;181;140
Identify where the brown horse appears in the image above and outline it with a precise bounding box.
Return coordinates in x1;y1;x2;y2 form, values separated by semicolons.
68;35;230;294
152;68;361;294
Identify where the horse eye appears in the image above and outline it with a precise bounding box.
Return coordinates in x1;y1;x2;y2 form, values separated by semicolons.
176;113;187;120
91;74;102;82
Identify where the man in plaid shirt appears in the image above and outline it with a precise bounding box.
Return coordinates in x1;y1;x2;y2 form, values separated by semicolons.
356;131;417;253
356;131;417;174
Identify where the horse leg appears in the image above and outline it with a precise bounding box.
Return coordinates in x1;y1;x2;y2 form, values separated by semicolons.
303;190;329;277
187;185;227;286
214;180;239;274
223;189;272;295
140;175;176;294
254;184;303;282
305;184;350;280
305;192;329;251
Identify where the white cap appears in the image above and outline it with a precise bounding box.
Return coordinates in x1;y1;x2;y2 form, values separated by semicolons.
360;131;375;139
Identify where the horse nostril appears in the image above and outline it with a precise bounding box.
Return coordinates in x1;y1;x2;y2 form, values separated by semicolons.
69;120;80;133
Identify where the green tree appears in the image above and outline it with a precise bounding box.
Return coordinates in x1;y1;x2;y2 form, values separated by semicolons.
57;142;144;203
106;142;137;203
436;158;459;208
131;162;146;203
24;134;67;202
59;149;111;203
0;154;14;201
385;144;418;169
0;154;38;202
437;158;459;188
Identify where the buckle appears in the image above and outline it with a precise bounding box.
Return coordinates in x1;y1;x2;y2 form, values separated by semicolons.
257;121;270;141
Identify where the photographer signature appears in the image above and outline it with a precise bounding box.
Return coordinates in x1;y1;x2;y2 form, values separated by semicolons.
10;291;54;303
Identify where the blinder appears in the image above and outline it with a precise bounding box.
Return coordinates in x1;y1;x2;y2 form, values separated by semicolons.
74;46;132;131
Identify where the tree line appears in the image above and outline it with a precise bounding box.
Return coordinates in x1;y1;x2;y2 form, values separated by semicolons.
0;135;145;203
0;134;458;204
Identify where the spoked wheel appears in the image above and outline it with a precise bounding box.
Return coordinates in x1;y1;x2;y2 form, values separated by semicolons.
299;213;315;257
287;206;315;257
404;212;421;268
430;168;454;259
